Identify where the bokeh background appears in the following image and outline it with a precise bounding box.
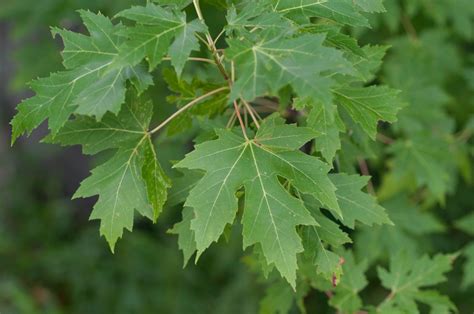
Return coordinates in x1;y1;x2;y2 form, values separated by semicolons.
1;1;473;313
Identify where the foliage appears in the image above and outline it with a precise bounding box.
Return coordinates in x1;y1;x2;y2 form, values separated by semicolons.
3;0;474;313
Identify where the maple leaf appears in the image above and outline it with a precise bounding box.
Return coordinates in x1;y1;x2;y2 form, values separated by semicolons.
299;173;389;280
169;207;197;266
302;24;366;58
273;0;370;27
354;196;446;264
329;251;368;313
377;253;457;313
298;195;350;280
226;33;353;103
301;218;345;281
355;0;385;13
175;118;339;287
259;281;294;314
348;45;389;82
295;98;343;162
115;3;206;74
48;94;170;251
330;174;392;228
389;134;455;202
11;10;152;143
226;1;295;35
334;85;403;139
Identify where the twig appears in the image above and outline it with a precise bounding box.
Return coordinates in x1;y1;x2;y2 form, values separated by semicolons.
226;111;237;128
358;158;375;195
243;105;248;128
231;61;235;82
192;0;261;140
376;133;395;145
195;33;211;49
161;56;215;64
241;98;261;128
213;28;226;46
149;87;228;134
193;0;230;81
233;100;249;140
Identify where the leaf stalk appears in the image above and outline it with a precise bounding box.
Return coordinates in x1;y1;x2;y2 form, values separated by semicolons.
149;86;229;135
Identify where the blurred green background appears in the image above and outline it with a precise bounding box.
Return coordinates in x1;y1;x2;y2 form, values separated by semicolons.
1;0;473;313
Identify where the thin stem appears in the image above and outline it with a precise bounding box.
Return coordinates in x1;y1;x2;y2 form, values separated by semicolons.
376;133;395;145
149;87;228;134
246;102;263;120
241;98;260;128
231;61;235;82
252;107;263;120
195;33;211;49
226;111;237;128
213;28;226;46
193;0;258;142
193;0;230;81
162;56;215;64
233;100;249;141
192;0;206;24
244;106;249;128
358;158;375;195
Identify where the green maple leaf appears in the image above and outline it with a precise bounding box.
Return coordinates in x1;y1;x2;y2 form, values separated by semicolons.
273;0;370;27
154;0;192;9
377;253;456;313
299;196;350;280
348;45;389;82
389;134;455;202
301;221;344;281
329;251;368;313
334;85;403;139
226;2;294;35
302;24;366;58
169;207;197;266
354;196;445;264
48;95;170;251
259;281;294;314
226;33;353;103
168;19;207;75
116;3;206;74
299;173;389;280
175;118;339;286
308;208;351;248
355;0;385;13
330;174;392;228
301;100;342;162
166;168;203;207
11;10;152;143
